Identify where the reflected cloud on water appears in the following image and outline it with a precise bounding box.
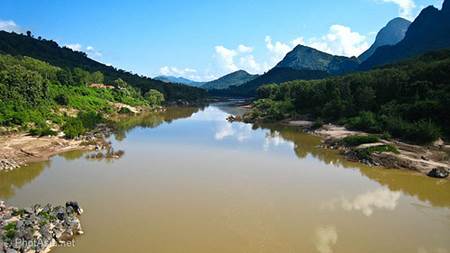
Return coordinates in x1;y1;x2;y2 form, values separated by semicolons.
323;187;401;216
263;131;295;151
214;122;253;142
315;225;338;253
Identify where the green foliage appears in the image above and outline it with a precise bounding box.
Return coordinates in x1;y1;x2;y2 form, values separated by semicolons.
341;135;380;147
256;84;280;99
345;111;381;133
63;117;85;138
63;112;104;139
244;99;294;122
354;144;399;160
311;118;324;130
118;107;133;114
54;93;69;105
145;89;165;106
3;222;17;240
29;126;56;137
245;49;450;143
0;31;207;102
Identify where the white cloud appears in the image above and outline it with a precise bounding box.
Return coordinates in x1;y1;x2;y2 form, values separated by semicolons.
380;0;417;20
238;44;253;53
315;226;338;253
160;66;197;76
0;19;21;33
65;43;82;51
86;45;102;57
158;66;217;81
215;45;239;72
170;24;368;80
308;25;370;57
239;55;262;73
65;43;102;59
265;36;292;64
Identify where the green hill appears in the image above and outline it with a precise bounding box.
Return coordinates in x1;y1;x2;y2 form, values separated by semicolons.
0;31;207;102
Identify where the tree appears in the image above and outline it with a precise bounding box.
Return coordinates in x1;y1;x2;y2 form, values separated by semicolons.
145;89;165;106
91;71;104;84
113;78;128;89
26;31;32;37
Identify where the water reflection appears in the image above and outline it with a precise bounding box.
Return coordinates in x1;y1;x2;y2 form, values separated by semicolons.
323;188;401;216
0;161;49;198
315;226;338;253
215;122;253;142
0;107;202;200
254;124;450;208
114;107;202;140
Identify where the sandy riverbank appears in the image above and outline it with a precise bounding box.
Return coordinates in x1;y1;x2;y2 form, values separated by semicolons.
0;127;110;172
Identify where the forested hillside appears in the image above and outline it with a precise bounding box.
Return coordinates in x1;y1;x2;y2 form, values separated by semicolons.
245;50;450;143
0;54;165;137
0;31;207;102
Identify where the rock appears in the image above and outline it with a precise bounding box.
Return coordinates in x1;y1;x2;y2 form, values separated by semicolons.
427;167;449;178
432;138;444;148
66;201;83;215
1;201;84;253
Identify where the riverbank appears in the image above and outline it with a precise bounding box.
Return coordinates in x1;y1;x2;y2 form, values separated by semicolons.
286;120;450;179
0;125;112;172
0;201;83;253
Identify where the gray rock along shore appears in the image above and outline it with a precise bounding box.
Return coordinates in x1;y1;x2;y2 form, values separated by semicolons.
0;201;83;253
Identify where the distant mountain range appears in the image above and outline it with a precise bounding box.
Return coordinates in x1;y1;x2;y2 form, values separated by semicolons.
358;17;411;62
201;70;258;90
154;75;204;87
275;45;360;74
209;68;329;97
360;0;450;69
214;0;450;97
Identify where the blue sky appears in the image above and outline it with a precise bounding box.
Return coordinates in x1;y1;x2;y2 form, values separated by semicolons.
0;0;443;81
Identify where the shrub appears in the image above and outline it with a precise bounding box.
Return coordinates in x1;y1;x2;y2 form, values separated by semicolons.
54;93;69;105
311;118;324;130
406;120;441;144
63;118;85;139
29;126;56;137
118;107;133;114
341;135;380;147
78;111;104;130
354;144;399;160
145;89;165;106
346;111;381;132
382;116;441;144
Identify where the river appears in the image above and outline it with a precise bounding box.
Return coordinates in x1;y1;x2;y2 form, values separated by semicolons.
1;104;449;253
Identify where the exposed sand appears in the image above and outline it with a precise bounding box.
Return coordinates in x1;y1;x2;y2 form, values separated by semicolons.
0;133;99;171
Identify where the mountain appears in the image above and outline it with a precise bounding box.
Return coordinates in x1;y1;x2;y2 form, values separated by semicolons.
154;75;204;87
360;0;450;69
209;68;329;97
201;70;258;90
358;17;411;62
0;31;207;101
275;45;360;74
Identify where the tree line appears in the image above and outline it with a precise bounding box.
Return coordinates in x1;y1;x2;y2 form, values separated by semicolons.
245;49;450;144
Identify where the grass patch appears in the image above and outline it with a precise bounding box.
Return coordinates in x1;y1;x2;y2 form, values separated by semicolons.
354;144;399;160
341;135;380;147
3;222;17;240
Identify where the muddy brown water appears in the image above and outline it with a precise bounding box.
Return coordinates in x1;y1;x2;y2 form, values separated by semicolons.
1;105;449;253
